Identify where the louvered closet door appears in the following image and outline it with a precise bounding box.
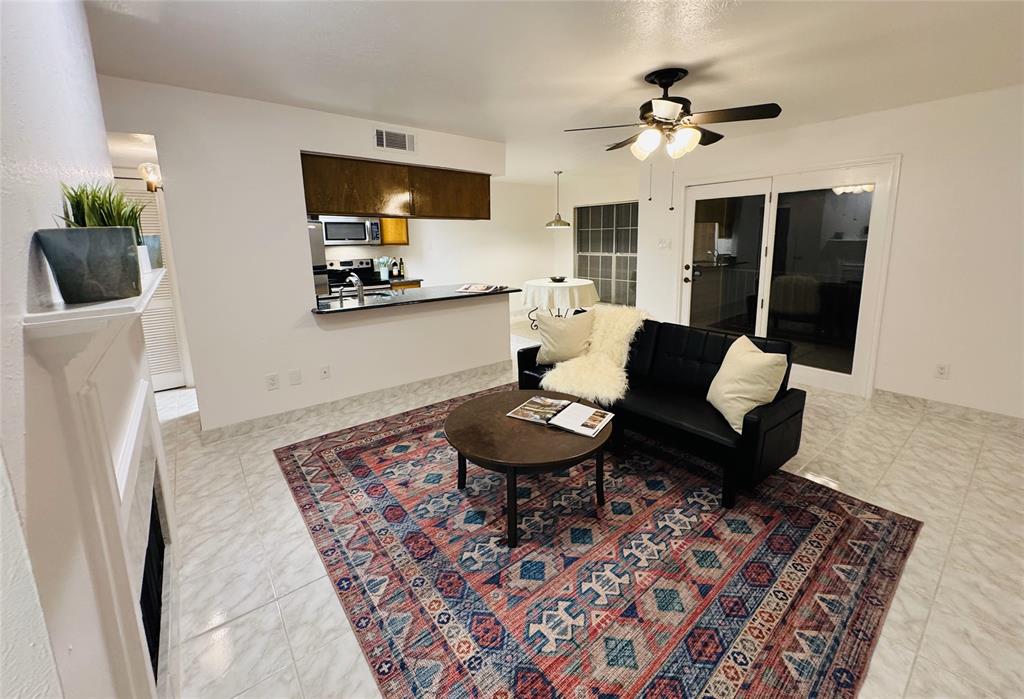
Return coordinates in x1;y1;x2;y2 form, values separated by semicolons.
118;181;186;391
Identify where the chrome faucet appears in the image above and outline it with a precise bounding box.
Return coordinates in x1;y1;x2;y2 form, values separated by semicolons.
346;273;364;304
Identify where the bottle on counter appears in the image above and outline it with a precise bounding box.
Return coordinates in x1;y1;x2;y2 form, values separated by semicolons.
399;258;406;278
391;259;400;278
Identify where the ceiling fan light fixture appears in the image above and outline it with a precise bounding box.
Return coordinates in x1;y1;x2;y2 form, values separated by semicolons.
629;142;651;161
651;98;682;122
636;127;662;153
667;127;702;159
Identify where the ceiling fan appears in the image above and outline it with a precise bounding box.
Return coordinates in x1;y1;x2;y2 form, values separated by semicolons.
566;67;782;161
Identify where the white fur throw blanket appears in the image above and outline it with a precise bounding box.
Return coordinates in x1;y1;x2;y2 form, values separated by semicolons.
540;304;646;405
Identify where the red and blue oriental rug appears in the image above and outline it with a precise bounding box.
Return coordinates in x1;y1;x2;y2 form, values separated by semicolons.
273;387;920;698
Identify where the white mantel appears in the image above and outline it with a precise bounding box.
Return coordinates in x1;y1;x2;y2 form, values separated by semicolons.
23;269;174;699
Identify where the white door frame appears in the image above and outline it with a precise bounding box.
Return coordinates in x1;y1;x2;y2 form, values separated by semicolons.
678;155;902;398
679;178;772;328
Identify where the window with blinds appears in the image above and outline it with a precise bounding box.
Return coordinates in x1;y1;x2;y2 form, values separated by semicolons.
574;202;638;306
118;182;186;390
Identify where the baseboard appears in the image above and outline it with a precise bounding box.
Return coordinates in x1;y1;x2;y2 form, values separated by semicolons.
872;389;1023;432
199;359;515;444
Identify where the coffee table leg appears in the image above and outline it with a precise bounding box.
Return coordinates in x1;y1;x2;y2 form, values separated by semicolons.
506;468;518;548
595;450;605;507
457;452;466;489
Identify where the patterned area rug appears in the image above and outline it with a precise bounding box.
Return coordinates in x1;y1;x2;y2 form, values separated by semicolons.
274;386;920;698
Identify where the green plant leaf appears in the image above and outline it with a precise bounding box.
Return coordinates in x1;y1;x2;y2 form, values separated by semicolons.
59;181;147;244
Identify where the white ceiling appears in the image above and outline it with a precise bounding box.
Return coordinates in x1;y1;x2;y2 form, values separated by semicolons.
86;1;1023;182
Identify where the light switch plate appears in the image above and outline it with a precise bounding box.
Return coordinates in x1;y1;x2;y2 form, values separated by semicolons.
265;373;280;391
288;369;302;386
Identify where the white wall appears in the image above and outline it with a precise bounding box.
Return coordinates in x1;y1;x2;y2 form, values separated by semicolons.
326;180;558;317
1;0;113;693
98;76;519;430
0;452;61;698
553;169;640;276
635;86;1024;418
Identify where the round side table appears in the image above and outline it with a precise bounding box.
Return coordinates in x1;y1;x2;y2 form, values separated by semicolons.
522;278;600;329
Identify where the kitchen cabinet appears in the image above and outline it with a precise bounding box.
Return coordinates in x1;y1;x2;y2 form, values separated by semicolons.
380;218;409;245
302;154;411;217
409;167;490;219
301;153;490;220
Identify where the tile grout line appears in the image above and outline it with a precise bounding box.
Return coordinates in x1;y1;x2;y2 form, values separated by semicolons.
898;430;987;699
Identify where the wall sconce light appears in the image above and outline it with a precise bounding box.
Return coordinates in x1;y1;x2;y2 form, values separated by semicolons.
137;162;163;192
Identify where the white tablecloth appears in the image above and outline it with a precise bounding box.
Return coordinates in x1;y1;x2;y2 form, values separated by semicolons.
522;278;599;310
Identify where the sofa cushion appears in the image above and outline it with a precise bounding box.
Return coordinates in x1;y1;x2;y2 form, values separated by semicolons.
707;335;789;433
624;319;660;379
536;311;594;364
618;382;740;448
647;323;792;396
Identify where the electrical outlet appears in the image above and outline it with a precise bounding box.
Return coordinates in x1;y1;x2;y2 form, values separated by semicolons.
265;373;280;391
319;365;331;380
657;238;672;249
288;369;302;386
935;364;951;380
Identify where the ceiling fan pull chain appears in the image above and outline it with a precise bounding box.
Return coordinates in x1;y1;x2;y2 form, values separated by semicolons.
669;169;676;211
648;164;654;202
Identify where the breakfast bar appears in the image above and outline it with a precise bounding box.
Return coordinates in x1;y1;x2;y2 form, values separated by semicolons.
312;284;519;314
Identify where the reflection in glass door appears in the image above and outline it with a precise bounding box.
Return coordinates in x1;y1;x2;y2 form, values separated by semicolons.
681;179;771;336
767;187;873;374
681;160;898;397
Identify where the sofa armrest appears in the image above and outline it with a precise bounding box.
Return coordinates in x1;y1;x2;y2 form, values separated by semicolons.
741;388;807;481
517;345;542;389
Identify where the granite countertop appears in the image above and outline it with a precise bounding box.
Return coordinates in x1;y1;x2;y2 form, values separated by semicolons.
312;284;519;314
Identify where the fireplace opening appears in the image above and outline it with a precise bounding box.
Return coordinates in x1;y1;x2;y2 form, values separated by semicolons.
139;492;165;676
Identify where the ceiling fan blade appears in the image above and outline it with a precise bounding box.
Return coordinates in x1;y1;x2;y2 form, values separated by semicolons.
696;127;724;146
687;103;781;125
565;123;643;132
606;133;640;151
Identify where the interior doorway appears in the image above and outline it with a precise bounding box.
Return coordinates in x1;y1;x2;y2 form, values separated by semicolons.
680;160;899;396
108;132;193;392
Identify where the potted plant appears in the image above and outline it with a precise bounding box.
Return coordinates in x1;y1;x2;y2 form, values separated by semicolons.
34;183;145;304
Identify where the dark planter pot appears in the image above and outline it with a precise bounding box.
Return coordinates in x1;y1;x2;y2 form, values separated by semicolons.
34;227;141;304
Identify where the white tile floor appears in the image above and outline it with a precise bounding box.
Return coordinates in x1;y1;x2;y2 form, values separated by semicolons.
156;335;1023;699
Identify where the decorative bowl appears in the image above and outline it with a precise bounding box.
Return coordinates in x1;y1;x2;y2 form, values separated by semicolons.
549;276;567;283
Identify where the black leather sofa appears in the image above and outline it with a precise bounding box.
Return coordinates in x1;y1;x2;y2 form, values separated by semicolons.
517;320;807;507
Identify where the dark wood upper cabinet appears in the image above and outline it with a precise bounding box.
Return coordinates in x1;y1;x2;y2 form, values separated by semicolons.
301;153;490;220
302;154;411;217
409;167;490;220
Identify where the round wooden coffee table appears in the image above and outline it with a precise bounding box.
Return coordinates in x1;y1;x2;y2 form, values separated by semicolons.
444;389;612;547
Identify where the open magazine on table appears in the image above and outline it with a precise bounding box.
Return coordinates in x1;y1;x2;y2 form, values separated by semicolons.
456;283;508;293
506;396;614;438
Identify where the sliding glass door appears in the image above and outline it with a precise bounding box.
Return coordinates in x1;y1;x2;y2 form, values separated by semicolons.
681;162;897;395
680;179;772;336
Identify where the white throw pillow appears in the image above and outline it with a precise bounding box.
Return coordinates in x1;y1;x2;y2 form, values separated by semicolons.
707;335;788;433
536;312;594;364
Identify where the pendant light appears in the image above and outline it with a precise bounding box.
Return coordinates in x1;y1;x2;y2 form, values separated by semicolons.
545;170;571;229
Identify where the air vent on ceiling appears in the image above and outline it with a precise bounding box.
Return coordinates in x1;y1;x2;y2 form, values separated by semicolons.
375;128;415;152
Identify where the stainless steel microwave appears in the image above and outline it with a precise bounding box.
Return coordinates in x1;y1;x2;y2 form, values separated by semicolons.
313;216;382;246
